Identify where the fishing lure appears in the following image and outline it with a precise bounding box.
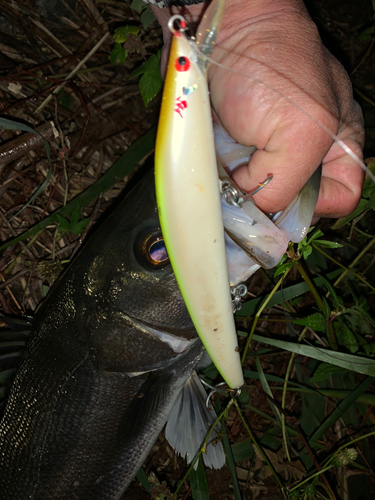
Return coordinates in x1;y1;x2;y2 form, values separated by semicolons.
155;0;244;390
154;0;323;391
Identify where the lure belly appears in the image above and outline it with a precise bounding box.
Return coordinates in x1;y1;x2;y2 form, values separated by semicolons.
155;0;244;390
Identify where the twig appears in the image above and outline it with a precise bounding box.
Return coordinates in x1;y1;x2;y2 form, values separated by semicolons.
34;31;110;115
332;236;375;288
312;243;375;292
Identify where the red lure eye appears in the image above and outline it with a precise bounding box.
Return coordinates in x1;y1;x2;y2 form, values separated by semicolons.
175;56;190;72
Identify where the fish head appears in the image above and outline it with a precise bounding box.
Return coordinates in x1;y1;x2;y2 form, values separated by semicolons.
44;169;198;375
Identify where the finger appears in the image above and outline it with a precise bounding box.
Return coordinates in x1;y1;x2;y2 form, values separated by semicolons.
231;117;335;213
315;140;364;218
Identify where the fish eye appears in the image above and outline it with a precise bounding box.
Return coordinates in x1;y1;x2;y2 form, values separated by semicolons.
175;56;190;72
134;230;170;270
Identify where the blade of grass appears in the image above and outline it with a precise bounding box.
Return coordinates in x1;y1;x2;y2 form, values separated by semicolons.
236;269;342;317
189;459;210;500
135;468;151;495
232;399;285;493
241;270;292;365
214;397;242;500
308;376;375;447
312;243;375;292
171;399;234;500
252;334;375;377
296;261;337;350
281;327;309;461
254;356;282;426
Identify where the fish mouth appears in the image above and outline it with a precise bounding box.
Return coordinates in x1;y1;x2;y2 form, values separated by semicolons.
123;317;198;378
126;315;197;354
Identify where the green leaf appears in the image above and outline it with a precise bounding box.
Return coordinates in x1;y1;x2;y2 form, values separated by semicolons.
294;312;327;332
57;89;73;110
359;26;374;41
322;297;331;320
332;197;375;228
56;214;70;231
310;362;347;383
302;245;312;259
70;218;90;235
131;51;160;78
136;468;151;494
231;439;254;462
337;319;359;354
317;273;341;309
113;25;139;44
273;261;294;278
70;203;81;226
189;459;210;500
277;253;288;267
140;7;156;29
307;229;324;242
313;240;343;249
139;71;162;106
130;0;146;12
131;52;162;106
110;42;127;64
252;333;375;377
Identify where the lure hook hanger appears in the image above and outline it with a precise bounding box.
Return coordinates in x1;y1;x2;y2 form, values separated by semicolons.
221;174;273;209
167;14;189;35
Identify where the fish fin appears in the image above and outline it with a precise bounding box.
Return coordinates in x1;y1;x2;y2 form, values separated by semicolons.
116;342;204;490
165;371;225;470
0;316;32;414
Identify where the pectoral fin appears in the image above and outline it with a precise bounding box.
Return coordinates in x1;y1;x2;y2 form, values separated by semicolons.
117;341;204;488
165;371;225;469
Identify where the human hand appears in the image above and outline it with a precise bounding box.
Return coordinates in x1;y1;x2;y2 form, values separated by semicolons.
152;0;365;218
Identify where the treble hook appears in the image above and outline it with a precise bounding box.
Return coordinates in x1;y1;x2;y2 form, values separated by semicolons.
221;175;273;208
201;379;242;408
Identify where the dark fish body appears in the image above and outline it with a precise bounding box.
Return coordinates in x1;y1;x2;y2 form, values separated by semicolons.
0;171;204;499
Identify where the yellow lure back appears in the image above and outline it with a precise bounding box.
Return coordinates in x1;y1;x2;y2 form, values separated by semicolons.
155;1;244;390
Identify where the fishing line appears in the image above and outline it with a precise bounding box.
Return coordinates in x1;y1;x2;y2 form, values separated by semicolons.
189;39;374;183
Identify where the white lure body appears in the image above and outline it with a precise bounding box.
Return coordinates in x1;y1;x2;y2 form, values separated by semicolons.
155;0;244;390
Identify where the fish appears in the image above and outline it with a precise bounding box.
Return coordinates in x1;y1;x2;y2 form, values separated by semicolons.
0;138;320;499
0;169;225;499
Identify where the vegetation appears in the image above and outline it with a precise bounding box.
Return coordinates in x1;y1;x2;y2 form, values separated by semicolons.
0;0;374;499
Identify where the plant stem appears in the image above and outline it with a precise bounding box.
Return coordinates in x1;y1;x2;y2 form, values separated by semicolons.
281;327;308;462
241;269;291;365
233;399;286;493
312;243;375;292
333;236;375;288
297;261;338;350
171;399;234;499
288;465;333;493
